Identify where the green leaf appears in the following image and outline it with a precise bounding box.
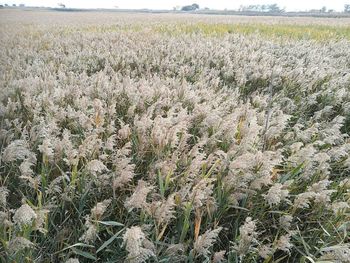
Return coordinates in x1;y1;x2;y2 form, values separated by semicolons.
54;242;94;255
97;228;125;253
180;202;192;243
164;171;171;192
279;162;304;183
72;248;97;260
274;255;288;263
158;170;165;197
97;221;124;227
304;256;316;263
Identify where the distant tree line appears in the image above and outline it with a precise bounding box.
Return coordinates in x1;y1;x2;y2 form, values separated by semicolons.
235;3;350;13
1;2;350;13
239;4;284;13
0;3;25;8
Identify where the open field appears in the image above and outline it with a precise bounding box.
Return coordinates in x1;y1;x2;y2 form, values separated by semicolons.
1;9;350;41
0;10;350;263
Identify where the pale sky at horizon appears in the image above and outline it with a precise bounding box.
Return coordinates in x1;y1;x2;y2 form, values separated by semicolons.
2;0;349;12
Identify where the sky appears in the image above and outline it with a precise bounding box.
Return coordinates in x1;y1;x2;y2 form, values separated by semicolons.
2;0;349;12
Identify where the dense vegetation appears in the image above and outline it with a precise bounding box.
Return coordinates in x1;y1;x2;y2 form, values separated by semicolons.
0;10;349;263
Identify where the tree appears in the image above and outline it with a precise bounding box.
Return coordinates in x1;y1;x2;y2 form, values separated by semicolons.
57;3;66;8
239;4;284;12
321;6;327;12
192;3;199;9
181;3;199;11
345;4;350;12
267;3;284;13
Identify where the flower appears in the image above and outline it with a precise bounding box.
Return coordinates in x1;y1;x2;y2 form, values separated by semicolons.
91;199;111;220
79;220;97;244
276;234;293;252
258;244;273;259
331;202;349;215
8;237;34;254
38;138;54;160
123;226;155;263
0;186;9;207
2;140;36;163
13;204;37;228
194;227;222;257
212;250;226;263
235;217;258;256
125;180;153;211
153;194;176;226
86;159;108;175
264;183;289;206
279;215;293;230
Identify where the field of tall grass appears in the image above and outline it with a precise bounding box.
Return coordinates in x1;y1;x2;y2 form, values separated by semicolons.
0;10;349;263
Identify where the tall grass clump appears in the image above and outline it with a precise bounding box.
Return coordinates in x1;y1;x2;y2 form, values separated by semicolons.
0;10;349;263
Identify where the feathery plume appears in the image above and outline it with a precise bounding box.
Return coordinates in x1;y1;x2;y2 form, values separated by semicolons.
194;227;222;257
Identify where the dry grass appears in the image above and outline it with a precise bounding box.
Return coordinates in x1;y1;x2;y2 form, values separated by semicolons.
0;10;349;263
